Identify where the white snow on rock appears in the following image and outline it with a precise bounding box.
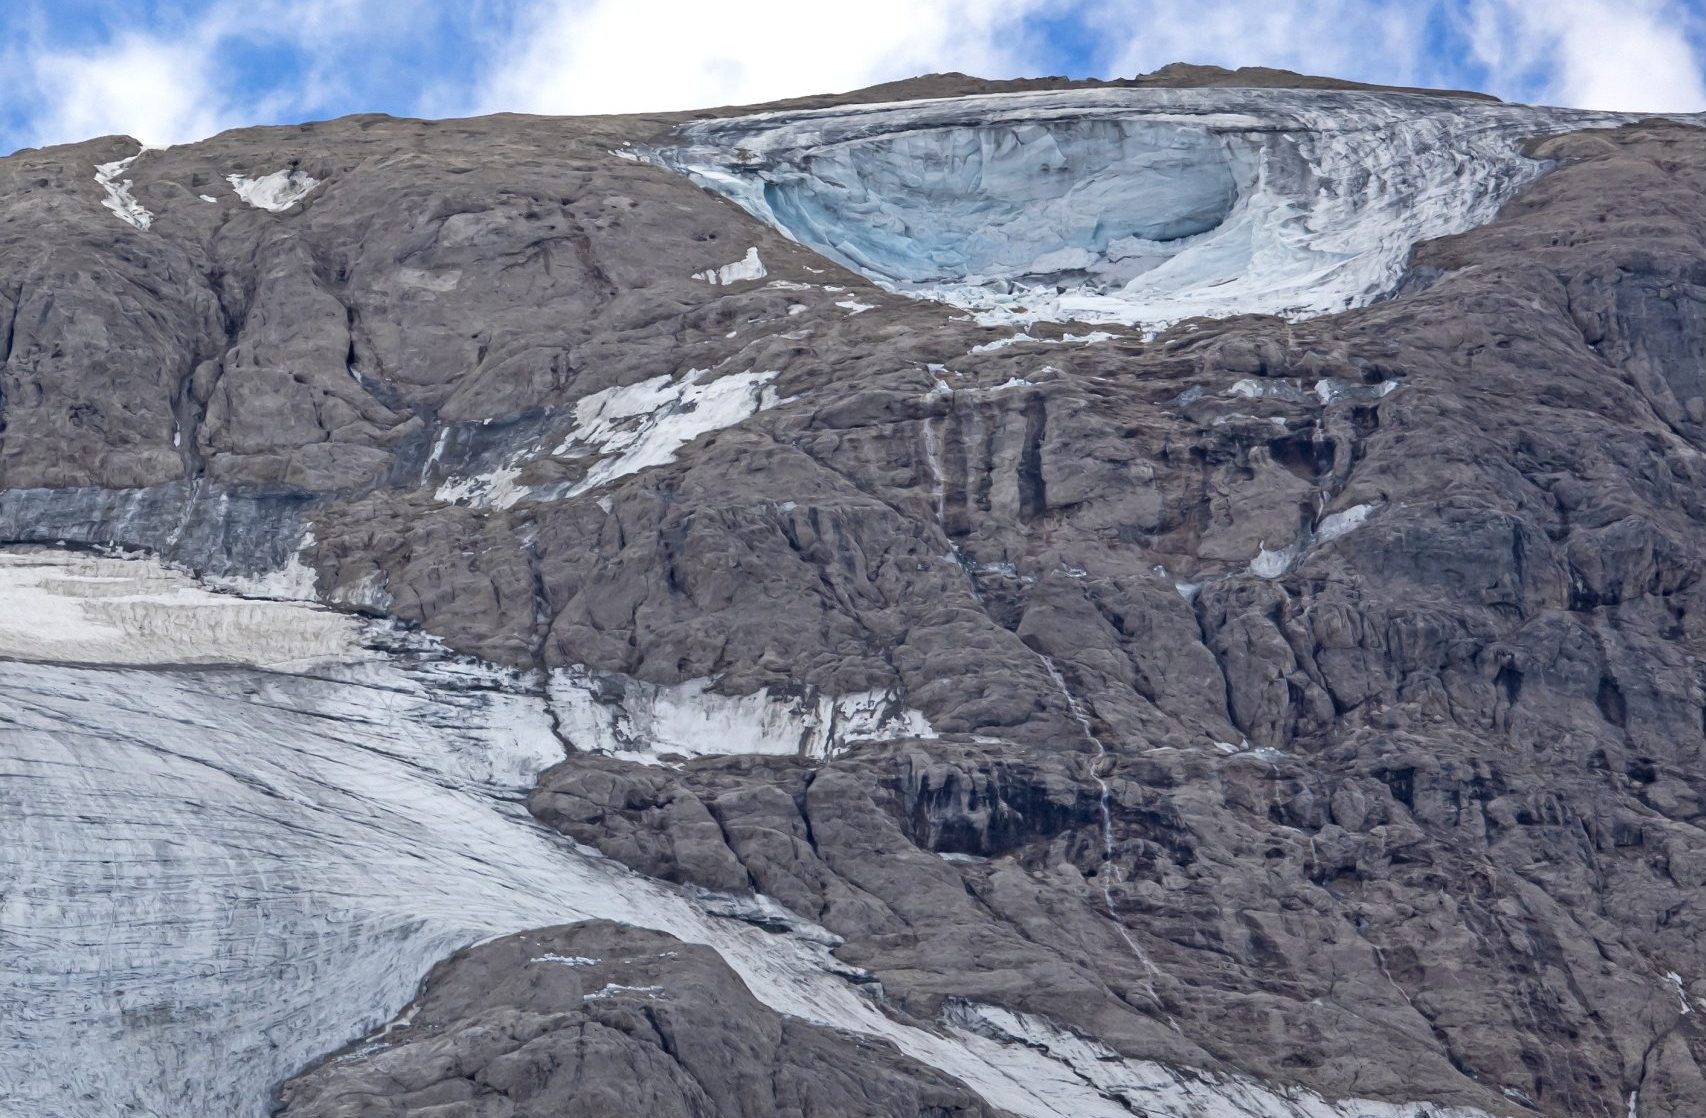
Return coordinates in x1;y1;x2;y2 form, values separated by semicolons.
553;367;784;496
656;87;1669;334
1315;502;1378;544
694;246;767;285
205;531;322;602
971;329;1115;354
1249;543;1298;580
944;1002;1498;1118
1246;502;1380;579
94;154;153;230
435;462;528;510
549;665;935;762
228;169;321;212
0;548;1502;1118
433;369;785;509
0;549;359;668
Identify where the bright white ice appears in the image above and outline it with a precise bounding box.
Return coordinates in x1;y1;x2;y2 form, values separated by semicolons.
694;246;767;284
435;368;784;509
94;153;153;230
0;550;1498;1118
553;367;783;495
550;665;935;762
657;87;1673;333
945;1003;1497;1118
227;169;320;212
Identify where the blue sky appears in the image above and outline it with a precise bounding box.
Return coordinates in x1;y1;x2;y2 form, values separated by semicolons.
3;0;1703;155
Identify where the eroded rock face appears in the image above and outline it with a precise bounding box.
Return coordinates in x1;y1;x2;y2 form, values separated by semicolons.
276;922;1000;1118
5;64;1706;1118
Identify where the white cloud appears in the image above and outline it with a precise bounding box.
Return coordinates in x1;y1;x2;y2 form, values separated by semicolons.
1465;0;1706;111
1086;1;1438;94
475;0;1057;117
1081;0;1705;112
24;32;232;149
8;0;1702;154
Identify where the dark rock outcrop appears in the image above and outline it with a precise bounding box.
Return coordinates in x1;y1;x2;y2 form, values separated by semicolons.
276;922;1002;1118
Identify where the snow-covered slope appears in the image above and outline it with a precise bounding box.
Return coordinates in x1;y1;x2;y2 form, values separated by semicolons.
0;550;1494;1118
657;87;1637;331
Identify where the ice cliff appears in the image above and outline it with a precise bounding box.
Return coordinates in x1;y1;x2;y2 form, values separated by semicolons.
658;87;1633;330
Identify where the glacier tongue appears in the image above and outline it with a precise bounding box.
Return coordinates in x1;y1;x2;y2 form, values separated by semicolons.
0;550;1499;1118
656;87;1643;332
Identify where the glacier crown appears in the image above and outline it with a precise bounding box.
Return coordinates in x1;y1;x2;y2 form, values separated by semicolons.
657;87;1637;331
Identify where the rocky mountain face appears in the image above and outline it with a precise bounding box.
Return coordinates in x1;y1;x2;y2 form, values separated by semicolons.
5;66;1706;1118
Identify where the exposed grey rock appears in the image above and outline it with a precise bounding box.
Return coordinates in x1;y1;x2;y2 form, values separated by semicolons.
276;921;1003;1118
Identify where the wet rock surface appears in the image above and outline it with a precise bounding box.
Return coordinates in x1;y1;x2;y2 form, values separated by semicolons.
5;65;1706;1118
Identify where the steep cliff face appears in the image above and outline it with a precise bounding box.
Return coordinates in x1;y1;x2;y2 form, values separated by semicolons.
5;67;1706;1118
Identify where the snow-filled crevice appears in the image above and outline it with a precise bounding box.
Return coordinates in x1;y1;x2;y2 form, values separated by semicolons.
656;87;1656;332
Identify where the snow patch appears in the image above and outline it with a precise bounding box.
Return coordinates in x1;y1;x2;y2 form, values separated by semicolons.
1249;543;1297;580
1315;377;1399;405
1667;971;1692;1015
228;169;320;212
435;463;528;510
532;954;599;967
1315;502;1377;545
205;532;321;601
549;665;935;761
944;1002;1498;1118
694;246;766;285
94;154;152;230
971;333;1034;353
552;368;783;496
584;983;663;1000
974;330;1116;354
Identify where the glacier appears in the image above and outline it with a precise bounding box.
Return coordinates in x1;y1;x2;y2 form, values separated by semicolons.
653;87;1646;331
1;548;1503;1118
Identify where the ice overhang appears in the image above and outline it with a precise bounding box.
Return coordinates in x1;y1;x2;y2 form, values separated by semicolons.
651;87;1641;332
